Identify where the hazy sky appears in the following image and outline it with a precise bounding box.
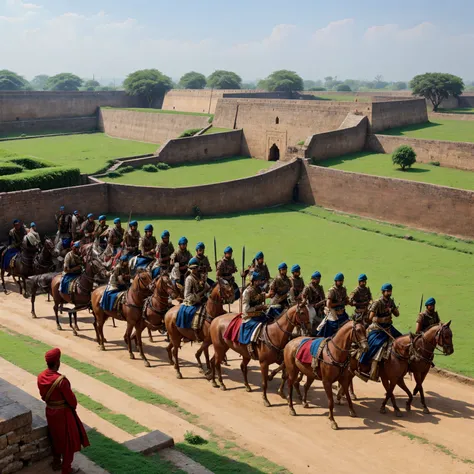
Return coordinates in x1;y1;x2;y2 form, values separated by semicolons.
1;0;474;83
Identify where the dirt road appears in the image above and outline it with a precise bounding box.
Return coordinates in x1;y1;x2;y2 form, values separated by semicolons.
1;287;473;474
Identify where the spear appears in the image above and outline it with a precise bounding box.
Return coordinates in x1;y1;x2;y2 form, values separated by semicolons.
419;293;424;313
213;236;217;269
240;245;245;313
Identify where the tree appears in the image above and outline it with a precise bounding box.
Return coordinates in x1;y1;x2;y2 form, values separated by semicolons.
392;81;407;90
392;145;416;171
124;69;173;107
336;84;352;92
303;79;322;90
260;70;304;93
241;82;257;90
207;70;242;89
30;75;50;90
179;71;206;89
410;72;464;111
83;79;101;91
0;70;29;90
46;73;83;91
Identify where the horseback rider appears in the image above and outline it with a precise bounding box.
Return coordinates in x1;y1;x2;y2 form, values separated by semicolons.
80;214;95;244
123;221;141;259
267;262;291;318
1;219;27;273
55;206;72;247
317;272;349;337
24;223;41;250
60;242;83;295
349;274;373;327
107;218;124;256
94;215;109;250
416;297;440;333
195;242;213;285
29;222;40;241
289;264;305;305
71;210;84;241
100;255;131;311
359;283;401;381
245;251;271;290
155;230;174;274
139;224;157;260
216;246;239;301
302;271;325;336
170;237;192;286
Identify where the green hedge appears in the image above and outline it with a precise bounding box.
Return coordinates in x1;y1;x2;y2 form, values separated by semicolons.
0;167;81;192
179;128;202;138
0;163;24;175
7;156;54;169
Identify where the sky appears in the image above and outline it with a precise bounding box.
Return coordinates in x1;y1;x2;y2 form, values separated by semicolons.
1;0;474;83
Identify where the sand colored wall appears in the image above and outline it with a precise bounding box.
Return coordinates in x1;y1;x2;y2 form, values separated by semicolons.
0;116;97;136
370;99;428;132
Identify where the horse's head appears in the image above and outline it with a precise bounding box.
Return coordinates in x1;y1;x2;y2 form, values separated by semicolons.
437;321;454;356
289;301;311;335
214;278;234;305
133;269;154;296
352;321;368;353
43;237;59;257
155;272;178;299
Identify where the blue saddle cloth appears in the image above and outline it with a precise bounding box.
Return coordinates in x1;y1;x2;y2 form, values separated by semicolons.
266;306;283;319
317;312;349;338
59;273;80;294
136;256;153;268
310;337;325;357
152;267;161;279
1;248;19;270
62;238;72;249
359;324;402;364
176;304;199;329
100;286;126;311
239;315;266;345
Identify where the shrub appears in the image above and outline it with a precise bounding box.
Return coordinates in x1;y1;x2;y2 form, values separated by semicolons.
184;431;207;445
155;162;170;170
430;161;440;166
392;145;416;170
7;157;53;169
297;140;305;146
118;165;134;174
208;114;214;124
0;167;81;192
106;171;122;178
0;163;23;175
179;128;202;138
142;164;158;172
336;84;352;92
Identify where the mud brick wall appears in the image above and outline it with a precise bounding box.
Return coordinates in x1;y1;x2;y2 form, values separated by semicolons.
370;99;428;133
0;116;97;136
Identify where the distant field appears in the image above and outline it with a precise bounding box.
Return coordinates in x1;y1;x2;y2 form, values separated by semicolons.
312;94;371;103
382;119;474;143
318;151;474;191
101;156;273;187
0;133;158;174
202;127;233;135
438;108;474;115
104;107;212;117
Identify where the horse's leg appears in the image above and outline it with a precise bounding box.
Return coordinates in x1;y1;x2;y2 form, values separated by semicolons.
21;277;28;298
260;360;271;407
213;346;228;391
323;380;338;430
340;373;357;418
240;357;252;392
124;321;135;360
287;363;297;416
268;362;283;382
203;345;211;375
69;312;78;336
414;371;430;414
302;376;315;409
73;311;79;332
278;367;287;399
379;372;391;414
53;301;62;331
136;324;150;368
294;374;303;401
148;327;154;343
195;340;211;375
166;341;174;365
17;275;23;295
389;377;403;417
397;377;414;412
112;317;116;328
349;380;357;400
1;269;7;293
170;331;183;379
31;284;37;318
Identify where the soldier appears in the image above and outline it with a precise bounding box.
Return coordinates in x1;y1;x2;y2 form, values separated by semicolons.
195;242;213;284
80;214;95;244
349;274;373;326
289;264;305;305
359;283;401;381
216;246;239;301
100;255;131;311
317;273;349;337
28;222;40;244
1;219;27;273
246;251;271;289
170;237;192;286
55;206;72;243
24;223;41;249
59;242;83;295
416;297;440;333
156;230;175;273
93;215;108;250
71;210;84;241
268;262;291;317
107;218;124;255
302;271;326;336
123;220;141;259
140;224;157;260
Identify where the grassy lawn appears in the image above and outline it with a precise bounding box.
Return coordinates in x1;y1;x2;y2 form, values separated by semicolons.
438;108;474;115
382;119;474;143
202;127;233;135
0;133;158;174
102;156;273;187
104;107;212;117
317;151;474;191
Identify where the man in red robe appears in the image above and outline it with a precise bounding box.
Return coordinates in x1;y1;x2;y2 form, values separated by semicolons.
37;348;90;473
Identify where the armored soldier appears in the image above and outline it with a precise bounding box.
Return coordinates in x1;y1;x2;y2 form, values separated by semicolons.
55;206;71;240
140;224;157;258
107;218;124;255
302;271;326;335
349;274;373;326
1;219;27;272
195;242;212;284
123;220;141;258
80;214;95;244
246;251;271;289
267;262;291;317
60;242;83;295
289;264;305;305
183;258;209;307
317;273;349;337
71;210;84;241
100;256;131;311
156;230;175;272
216;246;239;301
416;297;440;333
94;215;109;250
171;237;192;285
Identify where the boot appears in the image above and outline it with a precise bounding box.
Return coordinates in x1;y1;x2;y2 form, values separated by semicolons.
370;360;380;382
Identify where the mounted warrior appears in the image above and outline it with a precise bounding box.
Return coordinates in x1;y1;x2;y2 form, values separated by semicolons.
216;246;240;302
1;219;27;275
348;273;373;327
94;215;109;251
289;264;305;305
301;271;325;336
267;262;291;318
80;214;96;244
123;220;141;259
55;206;72;249
194;242;213;285
170;236;192;288
71;210;84;241
106;218;124;256
416;297;440;333
152;230;174;278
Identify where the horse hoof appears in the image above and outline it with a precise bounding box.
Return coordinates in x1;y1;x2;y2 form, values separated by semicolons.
129;354;135;360
100;346;106;351
31;313;37;319
330;421;339;431
335;398;342;406
349;410;357;418
74;325;80;332
268;374;274;382
57;325;62;331
263;399;271;408
289;408;296;416
176;372;183;380
395;410;403;418
144;361;151;368
103;339;108;343
423;407;430;414
303;402;310;409
73;330;78;337
245;385;252;393
220;384;227;391
405;402;412;412
211;381;219;389
198;367;205;375
380;407;386;414
350;392;358;401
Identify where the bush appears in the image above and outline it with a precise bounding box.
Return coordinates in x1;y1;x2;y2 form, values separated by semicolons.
142;164;158;172
7;157;52;169
106;171;122;178
118;165;134;174
208;115;214;124
0;167;81;192
0;163;23;175
184;431;207;445
392;145;417;170
430;161;440;166
179;128;202;138
297;140;305;146
336;84;352;92
155;162;170;170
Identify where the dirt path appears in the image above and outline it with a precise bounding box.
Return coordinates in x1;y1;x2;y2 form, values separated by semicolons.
1;288;473;474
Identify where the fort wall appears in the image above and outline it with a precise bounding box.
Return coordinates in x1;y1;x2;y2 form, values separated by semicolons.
298;162;474;238
0;116;97;136
370;99;428;132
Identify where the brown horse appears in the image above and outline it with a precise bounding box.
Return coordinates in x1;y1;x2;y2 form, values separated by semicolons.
165;278;234;379
283;321;368;429
397;322;453;414
51;249;108;334
208;303;310;407
91;270;154;365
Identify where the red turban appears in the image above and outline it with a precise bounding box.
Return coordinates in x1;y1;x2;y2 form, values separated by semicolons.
45;348;61;364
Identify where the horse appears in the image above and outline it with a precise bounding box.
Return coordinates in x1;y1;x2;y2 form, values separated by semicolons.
396;322;453;414
208;303;310;407
283;321;368;429
29;271;61;318
90;270;154;365
165;278;234;379
51;249;108;335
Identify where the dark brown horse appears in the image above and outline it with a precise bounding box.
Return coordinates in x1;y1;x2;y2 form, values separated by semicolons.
164;278;234;379
29;271;61;318
397;322;453;414
208;303;310;407
283;321;368;430
91;270;154;365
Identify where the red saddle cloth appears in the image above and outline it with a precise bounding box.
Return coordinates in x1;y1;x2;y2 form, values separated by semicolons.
296;339;313;365
223;314;243;343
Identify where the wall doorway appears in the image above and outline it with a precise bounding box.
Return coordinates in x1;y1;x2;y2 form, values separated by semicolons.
268;143;280;161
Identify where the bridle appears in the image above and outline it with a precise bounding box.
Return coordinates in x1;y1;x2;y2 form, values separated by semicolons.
415;324;452;363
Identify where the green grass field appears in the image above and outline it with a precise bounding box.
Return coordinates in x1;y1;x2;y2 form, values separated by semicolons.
102;157;273;187
318;152;474;190
0;133;158;174
438;108;474;115
382;119;474;143
202;127;233;135
104;107;212;117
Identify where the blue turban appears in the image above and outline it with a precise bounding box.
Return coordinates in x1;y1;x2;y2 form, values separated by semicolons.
251;271;264;281
73;210;79;215
13;219;20;224
381;283;392;291
129;220;138;227
278;262;287;270
87;213;94;219
255;251;264;260
291;264;300;273
120;254;128;261
30;222;36;227
224;246;233;253
144;224;153;232
312;271;321;279
188;257;199;268
99;215;106;221
178;237;188;245
425;297;436;306
358;273;367;282
161;230;170;238
114;218;121;225
59;206;65;211
73;241;81;248
196;242;205;250
334;272;344;281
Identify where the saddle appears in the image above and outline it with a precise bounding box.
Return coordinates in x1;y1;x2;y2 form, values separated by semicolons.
114;292;127;320
296;338;329;380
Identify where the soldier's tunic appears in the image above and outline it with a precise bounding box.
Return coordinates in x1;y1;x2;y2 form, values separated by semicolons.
71;215;84;240
196;254;212;284
55;213;71;238
317;285;349;337
80;220;95;244
156;241;175;271
60;251;83;294
171;248;192;285
269;275;291;306
349;285;373;325
94;223;109;249
302;282;325;334
359;296;401;365
123;230;141;257
139;235;157;258
216;257;240;301
417;310;440;333
176;273;209;330
1;226;27;270
289;276;305;305
239;284;267;345
107;226;124;254
100;264;130;310
249;261;271;284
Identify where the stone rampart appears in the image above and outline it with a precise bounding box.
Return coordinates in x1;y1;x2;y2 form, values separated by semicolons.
429;112;474;121
0;116;97;136
370;99;428;132
299;161;474;238
98;108;210;144
367;134;474;171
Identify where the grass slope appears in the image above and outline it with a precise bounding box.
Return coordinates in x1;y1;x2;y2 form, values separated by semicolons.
202;127;233;135
317;151;474;191
0;133;157;174
382;119;474;143
102;156;274;187
438;108;474;115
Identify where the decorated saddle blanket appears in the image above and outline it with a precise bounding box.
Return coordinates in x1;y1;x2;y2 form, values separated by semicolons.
239;318;265;345
296;337;327;365
59;273;80;295
176;304;200;329
100;289;126;312
223;314;243;342
1;248;19;271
